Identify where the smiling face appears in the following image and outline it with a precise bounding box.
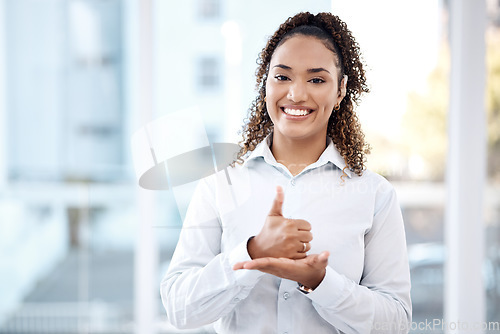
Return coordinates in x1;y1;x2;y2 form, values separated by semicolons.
265;35;344;144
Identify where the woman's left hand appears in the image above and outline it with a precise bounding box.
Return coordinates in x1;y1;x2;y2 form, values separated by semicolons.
233;251;330;290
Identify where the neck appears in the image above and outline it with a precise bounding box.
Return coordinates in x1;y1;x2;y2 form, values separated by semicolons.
271;132;328;176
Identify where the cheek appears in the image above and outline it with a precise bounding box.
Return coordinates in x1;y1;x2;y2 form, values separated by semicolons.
265;84;280;110
265;81;276;99
320;91;337;111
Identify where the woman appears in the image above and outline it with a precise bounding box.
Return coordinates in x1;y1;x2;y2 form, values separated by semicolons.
161;12;412;333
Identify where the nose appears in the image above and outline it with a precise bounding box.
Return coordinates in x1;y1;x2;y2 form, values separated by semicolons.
287;82;307;102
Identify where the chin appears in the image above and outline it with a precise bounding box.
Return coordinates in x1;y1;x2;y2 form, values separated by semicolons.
279;131;314;141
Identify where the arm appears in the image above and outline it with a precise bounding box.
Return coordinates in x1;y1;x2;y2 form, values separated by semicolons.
308;185;412;333
234;184;412;333
160;177;265;329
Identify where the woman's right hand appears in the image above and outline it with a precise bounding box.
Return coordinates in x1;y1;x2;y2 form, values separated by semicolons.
247;186;313;260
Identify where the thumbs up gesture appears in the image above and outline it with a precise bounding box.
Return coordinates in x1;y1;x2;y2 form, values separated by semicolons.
248;186;313;260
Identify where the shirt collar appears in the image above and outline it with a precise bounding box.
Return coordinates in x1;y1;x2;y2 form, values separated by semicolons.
242;133;352;178
242;134;277;167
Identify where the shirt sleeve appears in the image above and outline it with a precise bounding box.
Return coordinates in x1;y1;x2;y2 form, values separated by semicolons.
160;177;265;330
306;182;412;333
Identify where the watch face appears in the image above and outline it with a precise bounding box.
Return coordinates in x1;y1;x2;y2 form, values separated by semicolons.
297;283;313;294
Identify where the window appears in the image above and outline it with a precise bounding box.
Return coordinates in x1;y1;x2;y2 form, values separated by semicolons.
197;56;220;90
198;0;220;19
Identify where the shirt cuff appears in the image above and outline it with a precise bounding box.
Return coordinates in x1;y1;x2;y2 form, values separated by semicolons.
306;266;352;308
227;240;265;286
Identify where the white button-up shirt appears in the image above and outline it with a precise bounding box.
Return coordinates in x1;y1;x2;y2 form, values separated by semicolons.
161;135;412;333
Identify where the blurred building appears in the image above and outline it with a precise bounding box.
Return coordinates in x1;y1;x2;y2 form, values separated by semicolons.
5;0;125;182
154;0;331;143
1;0;499;333
0;0;332;332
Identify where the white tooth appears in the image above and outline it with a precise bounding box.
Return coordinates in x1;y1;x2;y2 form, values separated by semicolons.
284;108;309;116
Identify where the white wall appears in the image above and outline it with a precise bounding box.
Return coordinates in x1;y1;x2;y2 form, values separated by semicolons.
0;0;7;189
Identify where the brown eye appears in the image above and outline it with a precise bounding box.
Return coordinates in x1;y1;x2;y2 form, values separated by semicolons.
275;75;289;81
309;78;325;84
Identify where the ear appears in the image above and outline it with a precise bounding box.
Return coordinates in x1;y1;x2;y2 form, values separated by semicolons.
338;75;348;101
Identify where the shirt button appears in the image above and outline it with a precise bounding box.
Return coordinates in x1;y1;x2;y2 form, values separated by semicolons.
234;297;240;302
290;179;296;186
283;292;290;300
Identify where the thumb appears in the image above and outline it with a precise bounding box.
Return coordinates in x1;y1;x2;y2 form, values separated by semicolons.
268;185;284;216
318;251;330;265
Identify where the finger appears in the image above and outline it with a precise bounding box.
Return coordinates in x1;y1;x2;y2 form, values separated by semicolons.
291;253;307;260
291;248;308;259
242;258;273;270
304;242;311;253
295;219;311;231
268;185;284;216
297;231;313;243
233;262;247;270
296;241;310;253
243;257;293;270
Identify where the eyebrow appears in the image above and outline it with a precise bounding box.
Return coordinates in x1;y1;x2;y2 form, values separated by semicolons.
272;64;331;74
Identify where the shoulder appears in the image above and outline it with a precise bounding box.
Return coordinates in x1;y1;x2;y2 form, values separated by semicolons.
361;170;402;218
351;169;395;194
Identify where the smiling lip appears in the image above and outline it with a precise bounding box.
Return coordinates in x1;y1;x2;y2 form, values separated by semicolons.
280;106;314;119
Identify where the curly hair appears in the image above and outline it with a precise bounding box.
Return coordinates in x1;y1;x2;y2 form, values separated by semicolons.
236;12;370;176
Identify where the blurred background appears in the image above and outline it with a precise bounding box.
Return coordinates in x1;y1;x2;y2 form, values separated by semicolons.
0;0;499;333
